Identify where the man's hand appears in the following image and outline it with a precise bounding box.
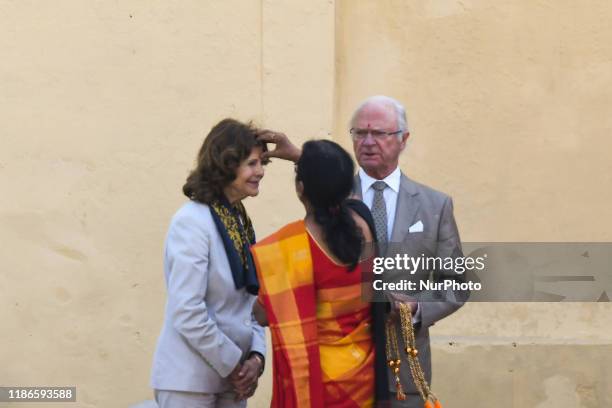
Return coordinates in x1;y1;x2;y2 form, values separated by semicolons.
229;356;263;400
386;292;418;322
256;130;301;162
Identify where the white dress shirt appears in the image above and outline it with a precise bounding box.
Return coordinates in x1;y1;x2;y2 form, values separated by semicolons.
358;166;401;242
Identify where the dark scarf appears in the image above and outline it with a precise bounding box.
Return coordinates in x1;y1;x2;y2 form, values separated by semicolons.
209;197;259;295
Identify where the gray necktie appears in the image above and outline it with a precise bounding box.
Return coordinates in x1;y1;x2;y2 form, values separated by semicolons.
371;181;388;244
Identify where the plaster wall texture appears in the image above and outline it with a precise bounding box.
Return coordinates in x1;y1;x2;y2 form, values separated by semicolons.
1;1;610;407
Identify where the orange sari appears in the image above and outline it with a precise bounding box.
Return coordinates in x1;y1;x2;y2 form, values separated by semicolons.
251;220;374;408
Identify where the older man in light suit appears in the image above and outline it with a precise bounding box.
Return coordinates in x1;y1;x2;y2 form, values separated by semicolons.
350;95;466;407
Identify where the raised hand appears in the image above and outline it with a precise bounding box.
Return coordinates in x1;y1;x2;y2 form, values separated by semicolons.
256;130;301;162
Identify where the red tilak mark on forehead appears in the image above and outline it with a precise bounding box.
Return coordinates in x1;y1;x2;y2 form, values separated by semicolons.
366;123;371;128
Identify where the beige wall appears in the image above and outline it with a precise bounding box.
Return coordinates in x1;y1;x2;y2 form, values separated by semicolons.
1;1;610;407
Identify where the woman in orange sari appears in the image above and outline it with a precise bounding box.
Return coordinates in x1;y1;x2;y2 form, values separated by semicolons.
251;140;388;407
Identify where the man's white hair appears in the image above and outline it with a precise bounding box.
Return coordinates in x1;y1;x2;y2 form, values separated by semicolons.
350;95;409;135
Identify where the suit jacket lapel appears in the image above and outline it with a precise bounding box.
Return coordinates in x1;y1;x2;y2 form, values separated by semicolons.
390;173;420;242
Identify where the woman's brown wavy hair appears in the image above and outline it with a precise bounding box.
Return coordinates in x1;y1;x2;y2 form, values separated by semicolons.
182;118;267;204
